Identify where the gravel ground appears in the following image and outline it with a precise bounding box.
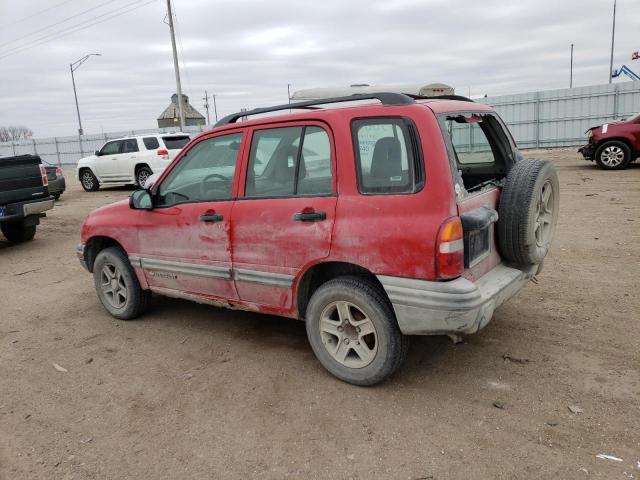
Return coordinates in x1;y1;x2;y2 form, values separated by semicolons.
1;148;639;479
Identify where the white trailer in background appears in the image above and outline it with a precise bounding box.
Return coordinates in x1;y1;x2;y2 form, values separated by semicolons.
291;83;455;101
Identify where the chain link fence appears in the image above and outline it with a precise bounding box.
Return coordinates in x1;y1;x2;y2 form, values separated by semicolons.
1;81;639;166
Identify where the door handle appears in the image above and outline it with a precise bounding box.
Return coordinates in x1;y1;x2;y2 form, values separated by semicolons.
293;210;326;222
200;212;223;222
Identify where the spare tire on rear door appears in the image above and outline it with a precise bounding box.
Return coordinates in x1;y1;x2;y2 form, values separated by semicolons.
497;159;559;265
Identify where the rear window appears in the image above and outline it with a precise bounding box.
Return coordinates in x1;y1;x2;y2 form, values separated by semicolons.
162;136;190;150
351;118;423;194
143;137;160;150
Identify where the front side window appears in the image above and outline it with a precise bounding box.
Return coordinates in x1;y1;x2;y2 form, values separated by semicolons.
156;133;242;206
100;140;122;155
246;125;332;198
143;137;160;150
352;118;421;194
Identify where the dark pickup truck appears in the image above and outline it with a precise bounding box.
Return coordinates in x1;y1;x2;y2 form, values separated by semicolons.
0;154;55;243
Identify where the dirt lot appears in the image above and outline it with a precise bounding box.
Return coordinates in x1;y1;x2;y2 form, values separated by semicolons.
1;149;638;479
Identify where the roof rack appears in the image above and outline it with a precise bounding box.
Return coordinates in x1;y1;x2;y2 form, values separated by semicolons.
404;94;475;102
215;92;415;126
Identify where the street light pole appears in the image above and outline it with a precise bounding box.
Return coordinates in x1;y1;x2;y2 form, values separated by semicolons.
70;53;101;136
570;43;574;88
608;0;617;83
212;94;218;122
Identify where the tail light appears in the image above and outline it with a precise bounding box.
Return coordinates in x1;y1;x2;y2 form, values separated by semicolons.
55;167;63;177
435;216;464;279
39;164;49;186
157;149;169;158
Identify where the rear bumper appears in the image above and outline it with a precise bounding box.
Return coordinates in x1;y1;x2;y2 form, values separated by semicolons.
0;197;54;223
48;177;66;195
377;264;537;335
578;143;596;160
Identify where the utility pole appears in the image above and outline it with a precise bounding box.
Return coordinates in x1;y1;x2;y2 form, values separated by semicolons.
570;43;574;88
166;0;185;129
203;90;210;125
70;53;101;136
212;94;218;122
609;0;616;83
287;83;291;104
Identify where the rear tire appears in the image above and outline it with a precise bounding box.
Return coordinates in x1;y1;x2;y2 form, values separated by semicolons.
1;222;36;243
305;276;409;386
498;159;559;265
135;166;153;187
595;141;631;170
93;246;151;320
80;169;100;192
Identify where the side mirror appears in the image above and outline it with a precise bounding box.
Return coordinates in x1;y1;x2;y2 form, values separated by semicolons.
94;150;101;156
143;172;159;190
130;189;153;210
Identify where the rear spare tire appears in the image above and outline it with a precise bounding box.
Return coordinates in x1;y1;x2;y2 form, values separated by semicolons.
498;159;559;265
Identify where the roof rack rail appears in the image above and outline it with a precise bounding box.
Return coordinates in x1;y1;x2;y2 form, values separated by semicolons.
215;92;415;126
404;94;474;102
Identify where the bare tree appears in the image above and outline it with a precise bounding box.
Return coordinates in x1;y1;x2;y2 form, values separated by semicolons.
0;126;34;142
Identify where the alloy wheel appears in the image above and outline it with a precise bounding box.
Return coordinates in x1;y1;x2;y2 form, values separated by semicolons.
319;301;378;368
600;145;625;167
535;180;554;247
82;171;94;189
100;262;128;309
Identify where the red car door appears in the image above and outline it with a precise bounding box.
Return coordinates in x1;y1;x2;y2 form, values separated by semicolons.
231;122;337;311
135;130;245;301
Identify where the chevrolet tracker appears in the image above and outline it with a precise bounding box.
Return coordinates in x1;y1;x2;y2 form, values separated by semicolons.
77;93;559;385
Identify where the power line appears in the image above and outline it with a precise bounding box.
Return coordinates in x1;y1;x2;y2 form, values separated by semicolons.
0;0;78;28
0;0;120;48
0;0;157;60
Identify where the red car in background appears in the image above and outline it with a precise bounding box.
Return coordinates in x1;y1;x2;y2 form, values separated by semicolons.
579;112;640;169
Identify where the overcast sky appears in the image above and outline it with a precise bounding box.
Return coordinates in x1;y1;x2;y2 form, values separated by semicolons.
0;0;639;138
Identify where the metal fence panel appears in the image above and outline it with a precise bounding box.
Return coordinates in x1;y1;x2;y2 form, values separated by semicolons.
1;81;639;165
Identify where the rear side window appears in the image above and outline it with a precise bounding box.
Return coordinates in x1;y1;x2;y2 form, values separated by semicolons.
246;126;332;198
121;138;139;153
352;118;422;194
162;136;190;150
143;137;160;150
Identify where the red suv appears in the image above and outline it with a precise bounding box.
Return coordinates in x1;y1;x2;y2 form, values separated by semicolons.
77;93;559;385
578;112;640;169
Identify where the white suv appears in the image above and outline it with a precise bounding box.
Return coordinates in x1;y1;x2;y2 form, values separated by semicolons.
77;133;190;191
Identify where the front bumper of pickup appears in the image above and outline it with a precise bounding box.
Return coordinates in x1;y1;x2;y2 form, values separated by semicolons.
377;264;537;335
0;197;55;223
578;143;596;160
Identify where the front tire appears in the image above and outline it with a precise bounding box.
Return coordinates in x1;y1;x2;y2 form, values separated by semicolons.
595;141;631;170
1;222;36;243
93;246;150;320
80;169;100;192
305;276;408;386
